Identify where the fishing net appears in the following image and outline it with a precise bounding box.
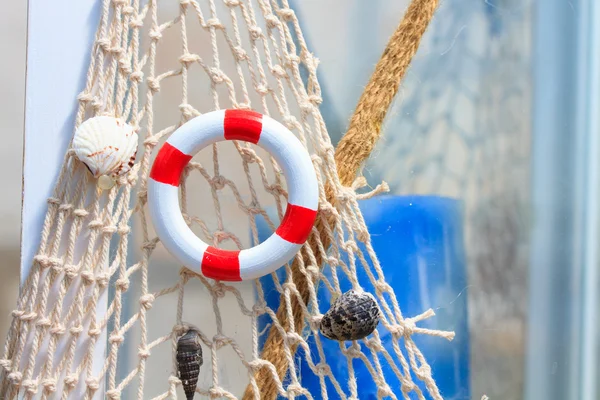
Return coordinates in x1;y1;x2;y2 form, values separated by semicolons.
0;0;455;399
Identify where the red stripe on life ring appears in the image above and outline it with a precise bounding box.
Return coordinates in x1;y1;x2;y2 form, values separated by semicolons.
201;246;242;281
275;204;318;245
224;109;263;144
149;142;192;186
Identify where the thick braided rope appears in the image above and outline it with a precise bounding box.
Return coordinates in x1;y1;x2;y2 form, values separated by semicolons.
336;0;439;186
244;0;440;398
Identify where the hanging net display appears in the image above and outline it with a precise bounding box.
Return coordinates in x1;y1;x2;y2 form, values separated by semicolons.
0;0;459;399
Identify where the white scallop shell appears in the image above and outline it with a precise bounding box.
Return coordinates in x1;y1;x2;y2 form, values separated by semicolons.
72;116;138;178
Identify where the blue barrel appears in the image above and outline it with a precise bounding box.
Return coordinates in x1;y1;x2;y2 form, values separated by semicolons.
256;195;470;399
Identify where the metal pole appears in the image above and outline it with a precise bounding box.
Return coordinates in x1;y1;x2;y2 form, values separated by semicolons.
526;0;600;398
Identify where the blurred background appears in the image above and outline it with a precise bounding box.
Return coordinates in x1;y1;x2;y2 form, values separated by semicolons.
2;0;597;399
0;0;26;355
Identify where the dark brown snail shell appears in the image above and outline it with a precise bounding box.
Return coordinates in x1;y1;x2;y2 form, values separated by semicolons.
319;289;381;341
176;329;203;400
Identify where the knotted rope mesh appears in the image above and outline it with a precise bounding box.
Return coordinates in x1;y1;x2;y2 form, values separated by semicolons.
0;0;454;398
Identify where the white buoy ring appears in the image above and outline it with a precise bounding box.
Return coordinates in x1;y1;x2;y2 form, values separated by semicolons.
148;109;319;281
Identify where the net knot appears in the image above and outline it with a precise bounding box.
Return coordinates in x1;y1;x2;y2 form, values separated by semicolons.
118;225;131;235
299;100;314;114
50;323;66;336
209;387;227;398
179;53;200;65
377;385;394;398
130;70;144;83
142;239;158;251
77;92;94;103
47;197;60;205
209;68;226;84
256;84;269;96
265;14;280;28
115;277;130;292
63;264;78;279
96;273;110;287
232;46;248;61
42;378;57;393
20;311;38;322
73;208;89;218
282;115;298;130
343;343;362;359
7;371;22;384
109;333;125;345
277;8;295;21
179;103;198;119
88;327;102;338
213;334;229;349
239;148;257;164
85;377;100;391
206;18;224;30
284;332;302;346
212;282;227;299
315;362;330;376
36;317;52;328
286;53;301;67
144;135;160;147
374;279;392;293
129;17;143;29
414;364;433;380
22;378;38;394
106;389;121;399
308;94;323;106
168;375;180;386
211;175;227;190
391;319;416;337
252;303;266;316
223;0;240;6
64;374;78;388
248;26;263;41
140;293;155;310
70;325;84;336
286;383;305;397
88;219;104;229
102;224;118;235
34;254;59;269
271;64;286;78
10;309;23;319
96;38;111;53
81;270;95;285
0;359;12;370
309;315;323;331
138;346;151;359
335;186;356;204
58;202;74;212
149;29;162;41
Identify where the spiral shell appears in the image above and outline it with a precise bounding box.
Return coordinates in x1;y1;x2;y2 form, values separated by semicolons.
319;290;381;341
72;116;138;178
176;328;203;400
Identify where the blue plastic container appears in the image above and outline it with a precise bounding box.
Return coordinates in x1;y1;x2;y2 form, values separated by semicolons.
256;195;470;399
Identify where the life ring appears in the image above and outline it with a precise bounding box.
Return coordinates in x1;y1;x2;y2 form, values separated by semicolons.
147;109;319;281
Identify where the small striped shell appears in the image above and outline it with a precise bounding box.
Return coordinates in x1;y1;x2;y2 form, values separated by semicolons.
73;116;138;178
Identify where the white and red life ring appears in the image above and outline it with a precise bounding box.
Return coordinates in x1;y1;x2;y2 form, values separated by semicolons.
147;109;319;281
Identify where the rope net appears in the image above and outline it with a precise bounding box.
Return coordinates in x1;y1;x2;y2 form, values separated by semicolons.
0;0;453;399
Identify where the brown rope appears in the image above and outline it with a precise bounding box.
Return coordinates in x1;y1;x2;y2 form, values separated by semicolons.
243;0;439;398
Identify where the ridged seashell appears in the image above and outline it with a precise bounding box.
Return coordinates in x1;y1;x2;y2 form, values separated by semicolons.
72;116;138;178
176;328;203;400
319;289;381;341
